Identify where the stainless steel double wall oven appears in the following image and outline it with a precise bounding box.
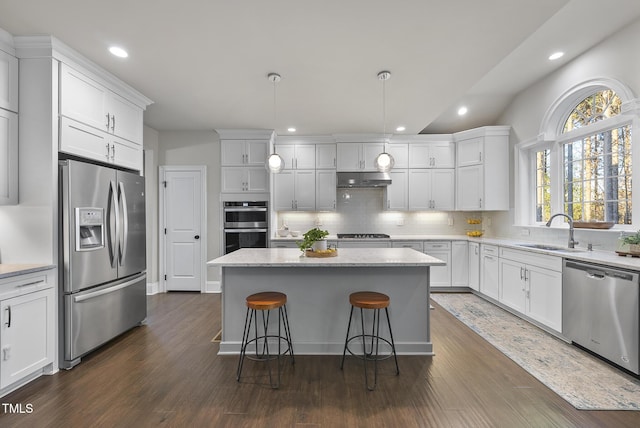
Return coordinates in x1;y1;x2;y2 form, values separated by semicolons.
223;201;269;253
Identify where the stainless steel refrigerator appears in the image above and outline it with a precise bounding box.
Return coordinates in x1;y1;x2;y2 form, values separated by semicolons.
59;159;146;369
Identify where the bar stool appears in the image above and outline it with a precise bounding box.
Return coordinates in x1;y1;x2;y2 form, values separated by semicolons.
236;291;294;389
340;291;399;391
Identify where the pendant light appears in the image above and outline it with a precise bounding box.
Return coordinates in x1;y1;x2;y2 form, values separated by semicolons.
266;72;285;173
374;70;395;172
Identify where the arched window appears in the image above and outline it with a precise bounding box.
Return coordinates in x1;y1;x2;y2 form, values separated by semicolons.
517;79;637;228
560;90;632;224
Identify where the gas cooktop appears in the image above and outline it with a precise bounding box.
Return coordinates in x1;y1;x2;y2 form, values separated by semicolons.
337;233;390;239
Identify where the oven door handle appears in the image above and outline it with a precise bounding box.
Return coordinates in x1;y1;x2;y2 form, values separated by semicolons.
224;228;268;233
224;207;268;212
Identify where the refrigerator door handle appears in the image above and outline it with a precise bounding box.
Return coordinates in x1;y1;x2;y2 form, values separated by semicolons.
108;180;120;267
118;181;129;266
73;274;146;302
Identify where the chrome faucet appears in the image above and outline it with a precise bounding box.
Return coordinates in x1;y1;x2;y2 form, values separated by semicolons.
546;213;578;248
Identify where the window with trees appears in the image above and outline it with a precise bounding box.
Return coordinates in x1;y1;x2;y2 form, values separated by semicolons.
561;90;631;224
528;87;634;226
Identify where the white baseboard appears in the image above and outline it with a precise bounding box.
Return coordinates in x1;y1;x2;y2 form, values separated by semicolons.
205;280;221;293
147;281;160;295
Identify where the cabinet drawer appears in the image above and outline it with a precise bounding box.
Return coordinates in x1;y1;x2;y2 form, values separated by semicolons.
424;241;451;251
0;271;53;301
392;241;423;251
499;247;562;272
481;244;498;257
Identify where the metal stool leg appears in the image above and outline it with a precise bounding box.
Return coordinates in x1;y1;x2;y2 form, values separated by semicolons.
340;305;355;369
385;307;399;375
282;304;295;365
236;307;254;381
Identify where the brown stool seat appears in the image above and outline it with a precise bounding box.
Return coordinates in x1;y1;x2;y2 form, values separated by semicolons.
246;291;287;310
342;291;399;390
349;291;389;309
237;291;294;388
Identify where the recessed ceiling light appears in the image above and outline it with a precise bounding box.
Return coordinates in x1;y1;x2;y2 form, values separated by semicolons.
548;51;564;61
287;127;296;133
396;126;406;132
457;106;468;116
109;46;128;58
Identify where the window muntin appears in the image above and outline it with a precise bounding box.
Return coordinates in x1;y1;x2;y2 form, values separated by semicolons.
562;124;632;224
563;89;622;132
535;148;551;222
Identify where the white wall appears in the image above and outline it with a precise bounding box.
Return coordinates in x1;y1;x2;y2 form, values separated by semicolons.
157;130;221;281
493;18;640;250
143;126;159;284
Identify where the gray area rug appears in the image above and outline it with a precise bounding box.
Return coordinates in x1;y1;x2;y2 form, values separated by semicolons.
431;292;640;410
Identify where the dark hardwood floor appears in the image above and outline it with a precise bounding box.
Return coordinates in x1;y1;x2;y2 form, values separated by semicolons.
1;292;639;427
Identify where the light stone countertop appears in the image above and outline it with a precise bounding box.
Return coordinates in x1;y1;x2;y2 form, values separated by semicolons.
208;247;445;267
0;264;56;280
271;234;640;271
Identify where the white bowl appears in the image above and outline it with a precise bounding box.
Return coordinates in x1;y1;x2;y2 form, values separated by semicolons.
277;229;289;237
290;230;300;237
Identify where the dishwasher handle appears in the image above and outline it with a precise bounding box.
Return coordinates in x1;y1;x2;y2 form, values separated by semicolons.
565;260;636;282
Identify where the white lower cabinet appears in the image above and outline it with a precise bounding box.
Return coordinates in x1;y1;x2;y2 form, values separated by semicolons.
451;241;468;287
480;244;499;299
424;241;451;287
468;242;480;291
0;269;55;394
498;247;562;332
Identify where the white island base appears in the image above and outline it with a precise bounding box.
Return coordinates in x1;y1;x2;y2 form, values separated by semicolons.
208;248;444;356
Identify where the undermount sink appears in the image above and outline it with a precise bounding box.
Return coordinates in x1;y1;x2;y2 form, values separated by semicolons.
516;243;584;253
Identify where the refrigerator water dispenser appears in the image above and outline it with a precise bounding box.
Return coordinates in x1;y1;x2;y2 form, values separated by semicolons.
75;207;104;251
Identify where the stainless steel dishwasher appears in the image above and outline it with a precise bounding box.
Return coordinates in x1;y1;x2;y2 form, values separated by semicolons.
563;260;639;374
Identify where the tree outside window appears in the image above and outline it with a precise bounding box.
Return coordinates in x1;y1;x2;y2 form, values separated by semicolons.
561;90;632;224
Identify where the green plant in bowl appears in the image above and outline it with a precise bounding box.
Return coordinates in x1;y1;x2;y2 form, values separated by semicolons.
297;228;329;252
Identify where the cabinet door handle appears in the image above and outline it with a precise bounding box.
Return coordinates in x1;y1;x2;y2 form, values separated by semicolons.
105;143;111;159
111;144;116;160
5;306;10;328
111;115;116;132
479;151;482;162
105;113;110;130
479;198;482;208
520;267;524;280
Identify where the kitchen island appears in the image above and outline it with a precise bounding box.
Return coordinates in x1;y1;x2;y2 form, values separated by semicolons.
207;248;444;355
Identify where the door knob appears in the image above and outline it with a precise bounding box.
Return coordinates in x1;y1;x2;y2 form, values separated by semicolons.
194;235;200;240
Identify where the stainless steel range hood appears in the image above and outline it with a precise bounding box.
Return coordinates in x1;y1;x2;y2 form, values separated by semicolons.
337;172;392;188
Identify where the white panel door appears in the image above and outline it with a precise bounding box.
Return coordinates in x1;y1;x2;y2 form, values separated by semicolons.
164;169;203;291
0;50;18;112
431;169;455;210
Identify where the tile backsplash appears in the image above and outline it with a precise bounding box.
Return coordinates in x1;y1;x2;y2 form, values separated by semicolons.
275;188;492;237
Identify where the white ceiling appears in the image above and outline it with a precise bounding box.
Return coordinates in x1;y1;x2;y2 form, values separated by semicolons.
1;0;639;136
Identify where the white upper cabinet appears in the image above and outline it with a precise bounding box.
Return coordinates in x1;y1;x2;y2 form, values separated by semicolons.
385;169;408;211
455;126;510;211
273;169;316;211
315;144;337;169
336;143;383;171
221;139;269;166
221;167;268;193
316;170;336;211
0;50;18;113
386;143;409;169
0;108;18;205
408;169;454;211
456;136;484;167
408;141;455;168
276;144;316;170
60;64;143;145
